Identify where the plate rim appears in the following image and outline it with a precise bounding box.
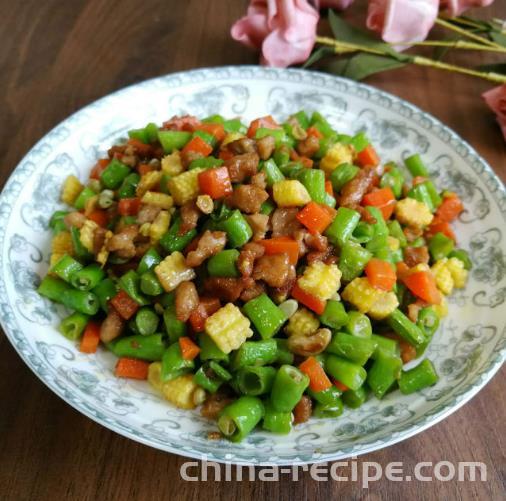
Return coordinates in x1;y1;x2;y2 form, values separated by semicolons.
0;65;504;466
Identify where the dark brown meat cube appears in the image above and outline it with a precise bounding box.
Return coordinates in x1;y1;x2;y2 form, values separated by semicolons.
175;281;199;322
203;277;245;303
238;242;265;277
293;396;312;425
339;166;378;207
179;201;201;235
225;185;269;214
186;230;227;268
253;253;294;288
227;137;257;155
256;135;276;160
246;213;270;241
296;134;320;158
271;207;302;237
225;153;259;183
403;246;430;267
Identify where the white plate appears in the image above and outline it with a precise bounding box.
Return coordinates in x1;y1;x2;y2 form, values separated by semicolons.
0;66;504;465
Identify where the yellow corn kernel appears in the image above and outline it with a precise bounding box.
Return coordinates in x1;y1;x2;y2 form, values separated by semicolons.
168;168;204;205
79;219;98;252
136;171;163;197
433;296;449;318
285;307;320;337
320;143;354;175
61;175;84;205
141;191;174;209
149;210;170;243
161;151;184;176
446;257;468;288
342;277;383;313
51;231;74;257
387;236;400;252
155;251;196;292
368;291;399;320
394;198;433;228
96;230;113;266
157;372;206;410
272;180;311;207
196;194;214;214
84;194;99;216
411;263;431;274
221;132;245;147
431;258;454;295
139;222;151;237
205;303;253;354
148;362;163;391
298;261;342;301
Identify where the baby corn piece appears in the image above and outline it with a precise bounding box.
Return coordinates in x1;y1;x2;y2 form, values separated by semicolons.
285;307;319;337
149;210;170;243
61;175;84;205
137;171;163;197
431;258;454;296
79;220;99;252
446;257;468;288
161;151;184;176
161;374;206;409
141;191;174;209
155;251;196;292
297;261;342;301
320;143;354;175
394;198;433;228
272;180;311;207
168;168;204;206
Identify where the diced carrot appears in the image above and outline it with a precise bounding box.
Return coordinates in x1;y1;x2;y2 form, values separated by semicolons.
296;201;335;235
435;193;464;222
365;258;397;291
247;115;280;138
179;336;201;360
333;379;349;392
325;180;334;197
110;290;140;320
400;343;417;364
87;209;108;227
115;357;149;380
219;150;234;161
289;148;300;161
198;166;233;199
188;304;208;333
425;217;456;241
362;187;396;220
403;271;441;305
291;282;326;315
306;126;323;139
357;144;380;167
300;156;313;168
79;321;101;354
299;356;332;392
118;197;141;216
90;159;110;180
195;123;226;142
137;163;155;176
258;237;299;266
182;136;213;157
396;261;411;280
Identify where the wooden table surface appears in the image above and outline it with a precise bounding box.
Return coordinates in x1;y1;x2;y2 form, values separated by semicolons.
0;1;504;499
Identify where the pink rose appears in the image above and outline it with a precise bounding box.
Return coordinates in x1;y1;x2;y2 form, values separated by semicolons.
440;0;495;17
483;85;506;141
231;0;319;67
367;0;439;48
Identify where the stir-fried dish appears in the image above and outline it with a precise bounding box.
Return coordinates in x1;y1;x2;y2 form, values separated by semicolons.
38;111;471;441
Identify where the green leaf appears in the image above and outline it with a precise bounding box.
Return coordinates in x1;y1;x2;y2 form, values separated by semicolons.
432;36;461;62
344;53;407;80
321;57;353;77
476;63;506;75
303;46;334;68
490;31;506;48
327;10;410;63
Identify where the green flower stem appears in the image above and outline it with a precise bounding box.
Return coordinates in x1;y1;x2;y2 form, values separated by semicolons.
435;18;502;49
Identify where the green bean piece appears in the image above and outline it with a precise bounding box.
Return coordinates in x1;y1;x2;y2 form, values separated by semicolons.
448;249;473;270
291;110;310;129
416;307;440;356
274;339;294;365
207;249;240;278
428;232;455;261
159;217;198;253
326;332;377;366
119;270;150;306
339;241;372;282
387;309;426;348
70;264;105;291
313;397;344;418
140;270;164;296
189;156;223;170
345;311;372;338
273;146;290;168
298;169;326;204
236;366;277;396
393;282;407;307
70;226;93;261
100;158;131;189
111;334;166;362
51;254;83;283
73;186;96;211
260;158;285;187
137;248;162;274
158;130;192;153
404;153;429;177
325;207;361;247
326;355;367;391
351;221;374;244
260;199;276;215
38;276;71;302
380;166;404;198
192;129;216;148
367;352;402;399
63;289;100;315
59;312;89;341
223;118;247;134
134;307;159;336
398;359;439;394
118;172;140;199
323;193;337;208
243;293;287;340
220;210;252;248
407;183;436;213
342;386;367;409
255;127;286;146
279;162;304;179
92;278;117;312
330;163;359;192
163;298;187;344
49;210;69;234
308;385;343;405
202;114;225;124
371;334;400;360
262;402;292;434
310;111;335;137
160;342;195;381
270;365;309;412
319;300;349;330
387;220;407;247
198;333;230;363
218;396;265;442
421;180;442;208
194;361;232;393
230;339;278;371
349;131;369;152
409;237;426;249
